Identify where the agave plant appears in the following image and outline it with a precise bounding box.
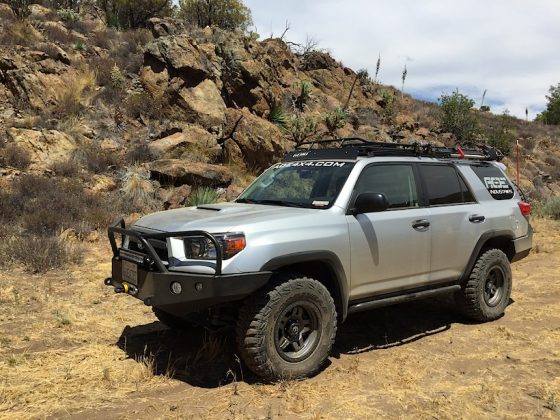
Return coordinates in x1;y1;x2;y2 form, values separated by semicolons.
187;187;220;206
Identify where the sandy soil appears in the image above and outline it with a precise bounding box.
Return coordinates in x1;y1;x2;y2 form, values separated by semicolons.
0;219;559;419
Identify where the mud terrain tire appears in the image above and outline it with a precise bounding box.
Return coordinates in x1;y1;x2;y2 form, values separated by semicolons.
456;249;512;322
236;275;337;381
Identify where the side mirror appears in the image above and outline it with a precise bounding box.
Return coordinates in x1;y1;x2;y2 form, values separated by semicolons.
353;192;389;214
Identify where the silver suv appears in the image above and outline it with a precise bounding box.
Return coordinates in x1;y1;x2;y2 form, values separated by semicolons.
105;139;532;381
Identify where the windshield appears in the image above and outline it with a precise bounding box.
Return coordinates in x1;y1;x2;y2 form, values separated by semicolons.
237;160;355;209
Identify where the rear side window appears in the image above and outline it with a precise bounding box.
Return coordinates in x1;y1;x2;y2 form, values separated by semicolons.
355;164;419;209
471;164;515;200
420;164;475;206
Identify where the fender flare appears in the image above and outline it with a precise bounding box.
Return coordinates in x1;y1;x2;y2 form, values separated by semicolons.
459;229;514;283
261;251;349;322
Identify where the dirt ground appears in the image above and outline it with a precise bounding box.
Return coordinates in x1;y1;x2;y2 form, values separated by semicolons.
0;218;559;419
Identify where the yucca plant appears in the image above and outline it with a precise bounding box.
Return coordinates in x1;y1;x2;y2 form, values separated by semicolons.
268;106;287;128
293;80;313;112
187;187;220;206
401;64;408;99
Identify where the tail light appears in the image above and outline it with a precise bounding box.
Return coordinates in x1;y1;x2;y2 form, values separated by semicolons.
518;201;531;217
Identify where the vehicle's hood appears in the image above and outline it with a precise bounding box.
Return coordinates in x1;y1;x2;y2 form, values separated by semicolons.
133;202;314;233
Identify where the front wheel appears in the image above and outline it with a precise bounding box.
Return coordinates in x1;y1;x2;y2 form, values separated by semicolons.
456;249;512;322
236;275;337;381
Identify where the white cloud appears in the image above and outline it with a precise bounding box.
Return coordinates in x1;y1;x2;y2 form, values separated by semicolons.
245;0;560;119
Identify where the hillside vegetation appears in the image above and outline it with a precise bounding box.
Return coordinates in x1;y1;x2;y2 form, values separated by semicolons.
0;1;559;273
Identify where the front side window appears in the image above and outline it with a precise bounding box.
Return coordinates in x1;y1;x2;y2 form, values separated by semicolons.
237;160;355;209
421;164;475;206
355;164;419;209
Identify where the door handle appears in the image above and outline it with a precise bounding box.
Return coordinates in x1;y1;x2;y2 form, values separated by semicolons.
412;219;430;229
469;214;486;223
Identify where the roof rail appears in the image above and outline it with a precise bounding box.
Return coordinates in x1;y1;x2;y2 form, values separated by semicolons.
285;138;504;162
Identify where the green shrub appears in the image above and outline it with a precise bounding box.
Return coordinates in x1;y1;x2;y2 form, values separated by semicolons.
7;0;31;20
535;197;560;220
285;113;318;146
178;0;252;31
485;111;516;156
379;89;396;123
438;89;479;144
187;187;219;206
57;8;81;22
324;107;349;137
536;83;560;125
100;0;173;29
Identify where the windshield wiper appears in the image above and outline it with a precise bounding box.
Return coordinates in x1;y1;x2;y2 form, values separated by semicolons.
236;198;255;203
244;199;311;208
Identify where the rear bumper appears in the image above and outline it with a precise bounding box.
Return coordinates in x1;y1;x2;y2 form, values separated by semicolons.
107;257;271;310
511;224;533;263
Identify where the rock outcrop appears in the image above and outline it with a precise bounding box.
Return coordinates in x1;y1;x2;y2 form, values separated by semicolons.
150;159;233;188
6;128;77;170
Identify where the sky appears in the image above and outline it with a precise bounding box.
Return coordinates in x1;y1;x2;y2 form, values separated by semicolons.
243;0;560;120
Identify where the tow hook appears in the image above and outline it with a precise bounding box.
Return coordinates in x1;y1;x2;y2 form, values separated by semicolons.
104;278;138;296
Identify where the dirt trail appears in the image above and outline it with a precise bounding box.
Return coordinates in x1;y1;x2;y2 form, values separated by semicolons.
1;219;559;419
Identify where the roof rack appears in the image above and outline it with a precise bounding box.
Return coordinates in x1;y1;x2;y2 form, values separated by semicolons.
283;137;504;162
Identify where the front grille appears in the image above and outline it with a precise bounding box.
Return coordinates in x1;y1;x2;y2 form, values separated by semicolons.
127;237;169;264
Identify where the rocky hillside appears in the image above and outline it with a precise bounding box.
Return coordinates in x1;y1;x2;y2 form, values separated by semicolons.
1;3;559;241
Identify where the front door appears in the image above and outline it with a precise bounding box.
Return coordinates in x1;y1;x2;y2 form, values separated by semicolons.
346;163;431;300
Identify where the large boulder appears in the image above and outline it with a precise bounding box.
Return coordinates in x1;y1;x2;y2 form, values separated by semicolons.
150;159;233;188
0;47;73;109
6;128;77;170
223;108;290;171
148;126;218;159
175;80;226;128
144;34;217;82
164;184;192;209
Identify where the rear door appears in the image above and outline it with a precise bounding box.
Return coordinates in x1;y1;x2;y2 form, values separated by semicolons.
346;163;432;300
418;163;486;283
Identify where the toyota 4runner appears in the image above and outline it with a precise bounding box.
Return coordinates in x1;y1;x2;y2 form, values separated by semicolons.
105;139;532;380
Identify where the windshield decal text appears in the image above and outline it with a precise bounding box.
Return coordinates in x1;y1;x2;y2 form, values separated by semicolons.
276;161;347;168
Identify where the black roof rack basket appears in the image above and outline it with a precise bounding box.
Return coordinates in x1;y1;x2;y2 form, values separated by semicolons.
283;137;504;162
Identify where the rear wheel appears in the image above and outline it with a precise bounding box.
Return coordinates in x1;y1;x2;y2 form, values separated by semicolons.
236;275;337;381
456;249;512;322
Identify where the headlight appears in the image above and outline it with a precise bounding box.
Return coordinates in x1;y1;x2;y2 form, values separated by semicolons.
183;233;246;260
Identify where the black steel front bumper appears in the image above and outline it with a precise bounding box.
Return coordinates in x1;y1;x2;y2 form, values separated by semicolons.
105;219;272;311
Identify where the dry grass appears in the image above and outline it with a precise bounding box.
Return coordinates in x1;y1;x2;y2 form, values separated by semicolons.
0;219;559;419
53;68;97;117
0;143;31;170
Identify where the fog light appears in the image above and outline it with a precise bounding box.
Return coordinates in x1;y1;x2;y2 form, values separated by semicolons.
170;282;182;295
195;282;203;292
